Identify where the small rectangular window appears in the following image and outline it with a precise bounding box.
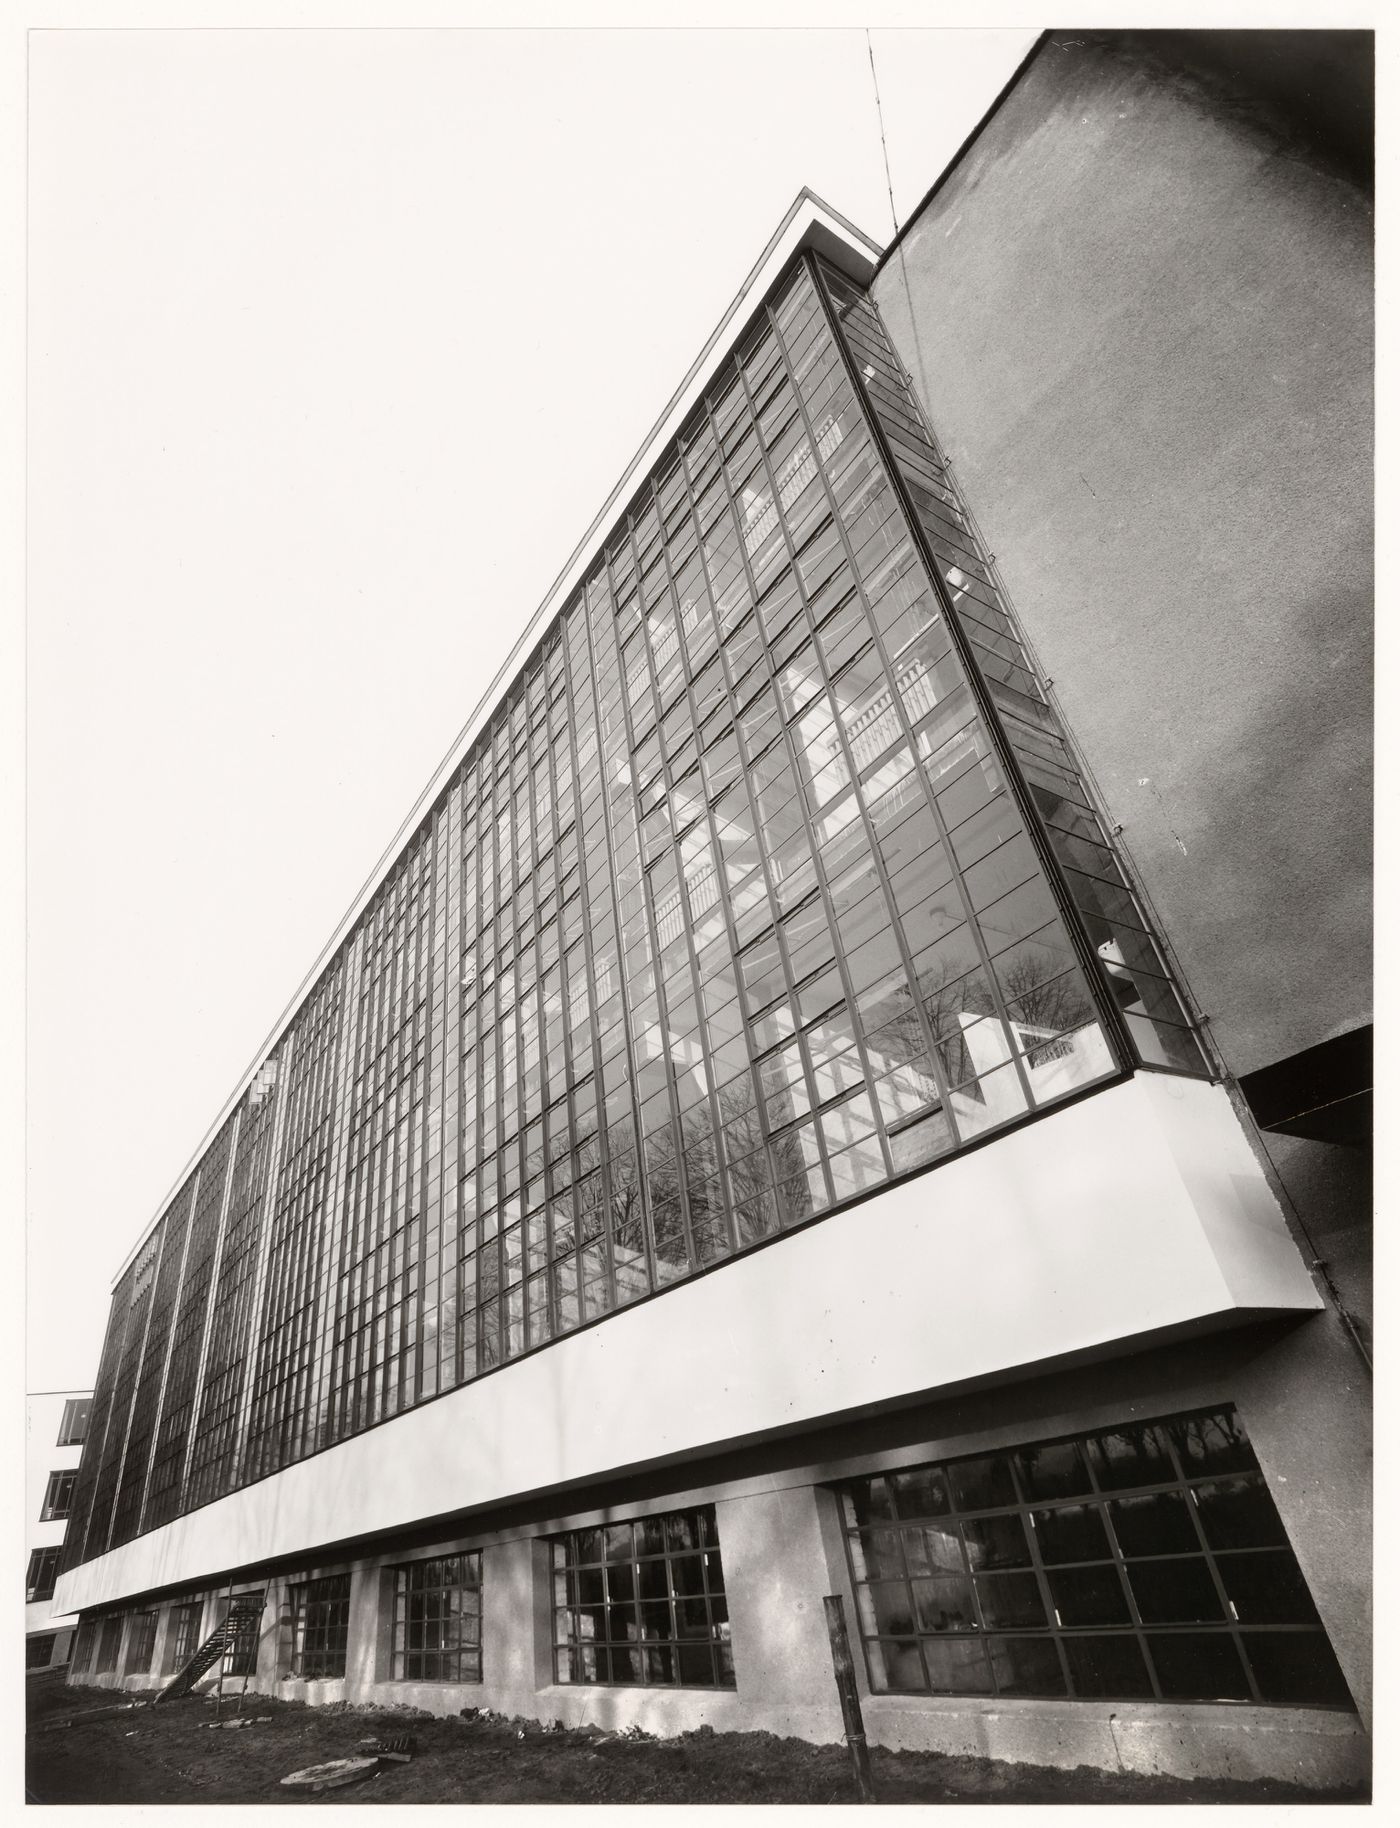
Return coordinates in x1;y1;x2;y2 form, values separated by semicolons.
289;1574;351;1680
95;1614;124;1673
553;1505;734;1689
26;1546;60;1603
57;1397;91;1446
126;1611;158;1675
168;1600;202;1671
40;1469;76;1522
391;1553;483;1683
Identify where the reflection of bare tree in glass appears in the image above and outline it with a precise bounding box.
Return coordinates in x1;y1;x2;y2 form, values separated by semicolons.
603;1120;649;1301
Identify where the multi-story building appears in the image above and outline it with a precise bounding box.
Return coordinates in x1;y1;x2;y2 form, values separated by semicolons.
53;31;1370;1790
26;1390;93;1668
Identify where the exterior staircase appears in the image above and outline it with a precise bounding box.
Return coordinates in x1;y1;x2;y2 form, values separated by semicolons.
154;1592;265;1704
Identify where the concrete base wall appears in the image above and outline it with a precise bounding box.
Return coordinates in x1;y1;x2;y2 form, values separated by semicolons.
863;1696;1368;1790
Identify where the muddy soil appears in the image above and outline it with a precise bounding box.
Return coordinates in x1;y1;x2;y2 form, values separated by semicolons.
26;1677;1368;1806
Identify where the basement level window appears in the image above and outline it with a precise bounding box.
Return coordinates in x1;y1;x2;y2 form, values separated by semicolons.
127;1610;158;1675
837;1407;1351;1710
392;1553;483;1682
552;1505;735;1688
95;1614;124;1674
168;1600;202;1671
288;1574;351;1680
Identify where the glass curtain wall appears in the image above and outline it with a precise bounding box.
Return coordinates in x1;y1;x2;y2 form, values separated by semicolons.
816;260;1207;1075
64;257;1205;1572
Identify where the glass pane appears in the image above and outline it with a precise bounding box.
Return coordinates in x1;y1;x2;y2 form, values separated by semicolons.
856;1581;915;1637
1015;1440;1092;1503
1216;1551;1320;1625
889;1465;951;1520
1109;1490;1199;1556
1169;1410;1256;1477
1148;1632;1251;1702
1033;1503;1111;1565
1243;1632;1352;1707
990;1636;1066;1697
1127;1557;1226;1624
903;1524;963;1576
855;1528;906;1581
1063;1634;1154;1699
911;1576;976;1633
948;1455;1016;1513
962;1514;1031;1570
976;1572;1046;1629
867;1640;925;1693
1088;1423;1174;1490
1193;1475;1289;1551
922;1637;994;1695
1048;1565;1130;1627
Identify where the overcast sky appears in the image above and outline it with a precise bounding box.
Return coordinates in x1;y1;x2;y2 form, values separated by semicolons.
25;24;1041;1390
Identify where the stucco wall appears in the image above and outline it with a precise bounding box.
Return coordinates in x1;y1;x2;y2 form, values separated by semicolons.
872;32;1372;1086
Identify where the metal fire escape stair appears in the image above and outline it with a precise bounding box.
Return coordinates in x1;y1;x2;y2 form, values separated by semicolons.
154;1591;265;1704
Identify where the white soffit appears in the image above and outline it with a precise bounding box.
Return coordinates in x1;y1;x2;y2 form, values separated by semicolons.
113;191;882;1284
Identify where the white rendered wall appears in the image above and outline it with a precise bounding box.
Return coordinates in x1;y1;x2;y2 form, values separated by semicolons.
27;1391;87;1638
55;1075;1320;1616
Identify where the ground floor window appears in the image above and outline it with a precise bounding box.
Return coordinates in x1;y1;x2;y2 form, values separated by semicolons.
168;1600;202;1671
95;1615;124;1675
838;1407;1351;1709
70;1621;97;1675
392;1554;482;1682
126;1611;159;1674
553;1505;734;1688
219;1596;260;1677
26;1633;57;1669
289;1575;351;1680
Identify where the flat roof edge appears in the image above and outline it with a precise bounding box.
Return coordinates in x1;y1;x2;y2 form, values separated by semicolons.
110;192;881;1288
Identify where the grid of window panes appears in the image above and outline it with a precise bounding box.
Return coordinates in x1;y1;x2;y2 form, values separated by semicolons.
816;260;1206;1074
184;1063;282;1514
169;1599;202;1670
41;1470;76;1522
64;254;1209;1573
58;1397;91;1445
289;1574;352;1679
27;1547;60;1602
95;1614;124;1674
70;1621;97;1674
839;1407;1350;1709
127;1610;158;1675
391;1553;483;1682
552;1507;733;1688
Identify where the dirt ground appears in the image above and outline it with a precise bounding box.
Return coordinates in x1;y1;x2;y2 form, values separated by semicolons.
26;1675;1368;1806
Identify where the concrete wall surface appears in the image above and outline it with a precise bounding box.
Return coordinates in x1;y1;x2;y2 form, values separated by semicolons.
54;1074;1319;1617
872;31;1372;1086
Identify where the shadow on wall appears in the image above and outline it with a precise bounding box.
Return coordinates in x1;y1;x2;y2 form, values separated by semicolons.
1120;30;1374;191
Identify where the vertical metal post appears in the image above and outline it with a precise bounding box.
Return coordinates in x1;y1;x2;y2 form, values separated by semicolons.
823;1595;876;1803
